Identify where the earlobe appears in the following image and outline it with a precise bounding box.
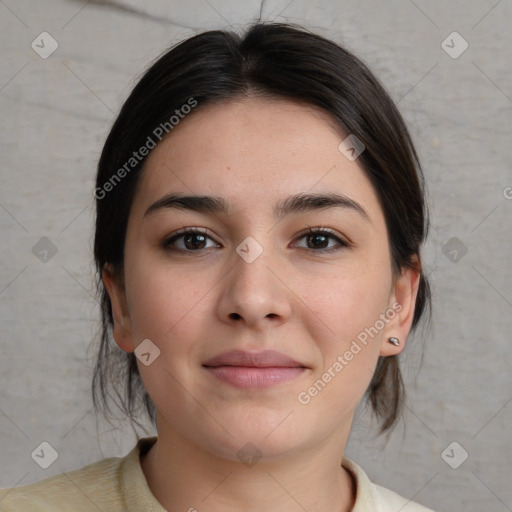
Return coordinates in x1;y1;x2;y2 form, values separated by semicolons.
380;258;421;357
102;263;135;353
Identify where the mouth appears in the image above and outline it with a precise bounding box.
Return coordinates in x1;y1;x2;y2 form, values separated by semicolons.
202;349;308;389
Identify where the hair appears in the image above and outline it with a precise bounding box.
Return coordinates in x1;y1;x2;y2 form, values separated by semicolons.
92;22;431;436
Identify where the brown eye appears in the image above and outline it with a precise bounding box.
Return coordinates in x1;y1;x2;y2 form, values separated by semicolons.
306;232;329;249
295;228;349;253
163;228;219;252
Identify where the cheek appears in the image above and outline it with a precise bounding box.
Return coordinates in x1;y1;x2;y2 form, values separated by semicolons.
123;255;212;345
294;270;392;401
296;278;385;413
296;268;392;345
125;263;209;408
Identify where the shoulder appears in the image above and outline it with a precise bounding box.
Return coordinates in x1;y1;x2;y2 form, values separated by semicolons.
0;453;126;512
342;457;436;512
372;483;436;512
0;437;161;512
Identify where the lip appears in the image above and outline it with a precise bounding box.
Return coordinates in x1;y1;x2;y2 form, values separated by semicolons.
202;350;308;389
203;349;305;368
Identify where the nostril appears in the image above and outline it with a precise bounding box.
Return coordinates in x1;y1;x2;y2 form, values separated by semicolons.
230;313;242;320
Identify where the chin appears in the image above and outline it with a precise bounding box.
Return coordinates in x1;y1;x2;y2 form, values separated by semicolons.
204;432;307;464
199;412;315;463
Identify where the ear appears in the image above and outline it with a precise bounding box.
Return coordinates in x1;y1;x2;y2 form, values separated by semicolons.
380;255;421;357
102;263;135;353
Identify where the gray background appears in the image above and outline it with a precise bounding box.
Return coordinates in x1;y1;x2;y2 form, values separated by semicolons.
1;1;511;511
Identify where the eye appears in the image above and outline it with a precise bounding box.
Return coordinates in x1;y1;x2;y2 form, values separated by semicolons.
162;227;220;252
162;226;350;254
294;227;350;253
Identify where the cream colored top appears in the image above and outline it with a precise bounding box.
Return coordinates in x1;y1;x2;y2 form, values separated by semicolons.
0;437;434;511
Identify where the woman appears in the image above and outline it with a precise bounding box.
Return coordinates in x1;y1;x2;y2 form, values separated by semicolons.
0;22;435;511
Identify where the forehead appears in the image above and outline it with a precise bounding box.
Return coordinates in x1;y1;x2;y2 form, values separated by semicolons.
131;97;383;223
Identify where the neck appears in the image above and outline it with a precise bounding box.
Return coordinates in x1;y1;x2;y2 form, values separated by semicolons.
140;427;356;512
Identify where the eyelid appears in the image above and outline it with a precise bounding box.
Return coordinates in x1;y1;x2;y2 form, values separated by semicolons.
293;226;351;250
162;226;351;252
162;226;220;248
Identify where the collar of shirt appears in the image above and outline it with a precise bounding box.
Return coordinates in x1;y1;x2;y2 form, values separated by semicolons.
121;437;385;512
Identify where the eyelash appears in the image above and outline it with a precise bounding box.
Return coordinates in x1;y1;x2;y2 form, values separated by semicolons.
162;226;350;255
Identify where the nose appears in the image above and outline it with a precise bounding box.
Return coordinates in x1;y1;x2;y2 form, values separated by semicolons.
216;240;292;330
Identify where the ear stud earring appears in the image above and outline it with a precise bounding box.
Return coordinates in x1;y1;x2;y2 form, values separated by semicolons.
387;337;400;346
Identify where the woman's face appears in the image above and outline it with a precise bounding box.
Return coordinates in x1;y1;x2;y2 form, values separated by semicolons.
104;97;419;460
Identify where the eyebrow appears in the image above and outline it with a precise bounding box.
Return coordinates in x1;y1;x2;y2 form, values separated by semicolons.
143;192;370;222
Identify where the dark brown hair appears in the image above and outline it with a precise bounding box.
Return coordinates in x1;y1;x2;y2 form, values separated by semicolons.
92;22;431;435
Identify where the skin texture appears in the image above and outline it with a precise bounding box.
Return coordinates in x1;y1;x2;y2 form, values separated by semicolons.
103;97;420;512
